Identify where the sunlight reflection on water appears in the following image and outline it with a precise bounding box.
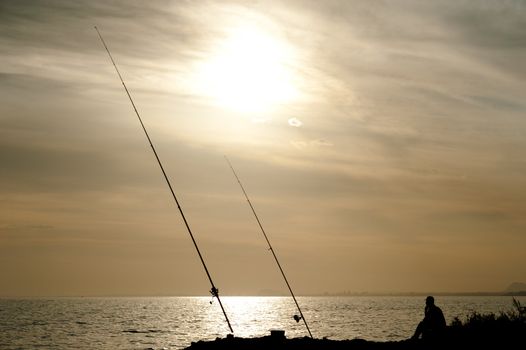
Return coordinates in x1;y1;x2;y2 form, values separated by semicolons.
1;296;524;350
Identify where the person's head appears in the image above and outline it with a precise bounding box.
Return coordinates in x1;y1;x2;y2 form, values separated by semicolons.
425;296;435;306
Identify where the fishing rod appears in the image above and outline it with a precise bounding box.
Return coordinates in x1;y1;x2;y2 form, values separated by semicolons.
95;26;233;334
224;156;313;338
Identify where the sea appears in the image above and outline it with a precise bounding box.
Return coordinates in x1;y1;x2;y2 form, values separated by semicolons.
1;296;524;350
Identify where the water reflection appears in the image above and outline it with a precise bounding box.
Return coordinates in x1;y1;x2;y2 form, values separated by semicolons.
200;296;307;339
1;296;524;350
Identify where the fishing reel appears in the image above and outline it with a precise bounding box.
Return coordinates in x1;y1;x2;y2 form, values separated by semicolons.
209;287;219;304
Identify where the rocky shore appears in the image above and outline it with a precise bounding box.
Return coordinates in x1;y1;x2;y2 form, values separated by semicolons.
185;334;420;350
185;321;524;350
185;299;525;350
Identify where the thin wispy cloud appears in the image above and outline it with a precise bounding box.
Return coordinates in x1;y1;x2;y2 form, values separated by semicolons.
1;0;525;296
288;117;303;127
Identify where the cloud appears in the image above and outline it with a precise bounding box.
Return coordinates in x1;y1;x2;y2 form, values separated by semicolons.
290;140;308;149
288;117;303;127
311;139;333;147
2;0;526;296
0;224;54;233
289;139;333;150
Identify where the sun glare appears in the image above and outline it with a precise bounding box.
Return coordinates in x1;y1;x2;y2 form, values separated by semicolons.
195;25;299;114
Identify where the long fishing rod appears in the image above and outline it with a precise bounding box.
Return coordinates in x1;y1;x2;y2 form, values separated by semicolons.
225;156;313;338
95;26;233;334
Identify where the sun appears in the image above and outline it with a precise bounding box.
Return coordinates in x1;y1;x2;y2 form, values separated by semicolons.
195;24;299;114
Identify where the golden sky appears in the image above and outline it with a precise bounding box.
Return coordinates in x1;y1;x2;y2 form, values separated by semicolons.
1;0;525;296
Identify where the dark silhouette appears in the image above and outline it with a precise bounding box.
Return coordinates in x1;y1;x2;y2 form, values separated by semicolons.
186;298;526;350
412;296;446;341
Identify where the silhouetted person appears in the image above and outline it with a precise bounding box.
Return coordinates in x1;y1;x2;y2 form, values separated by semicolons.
412;296;446;341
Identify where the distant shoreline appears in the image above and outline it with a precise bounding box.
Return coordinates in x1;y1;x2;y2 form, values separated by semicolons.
308;291;526;297
1;292;525;298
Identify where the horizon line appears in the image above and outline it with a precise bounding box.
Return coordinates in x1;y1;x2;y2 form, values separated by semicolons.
2;291;525;298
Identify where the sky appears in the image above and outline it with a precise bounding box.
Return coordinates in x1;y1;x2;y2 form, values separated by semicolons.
1;0;525;297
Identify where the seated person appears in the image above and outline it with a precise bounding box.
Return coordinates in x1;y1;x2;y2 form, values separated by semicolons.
412;296;446;341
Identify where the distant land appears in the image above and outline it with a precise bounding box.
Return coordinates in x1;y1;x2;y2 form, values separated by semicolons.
2;283;524;298
312;282;526;297
313;291;526;297
504;282;526;293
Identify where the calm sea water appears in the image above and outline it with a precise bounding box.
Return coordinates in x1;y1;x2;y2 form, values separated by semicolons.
1;296;524;350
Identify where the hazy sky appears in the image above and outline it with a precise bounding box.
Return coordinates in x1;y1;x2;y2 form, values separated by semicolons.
1;0;525;297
